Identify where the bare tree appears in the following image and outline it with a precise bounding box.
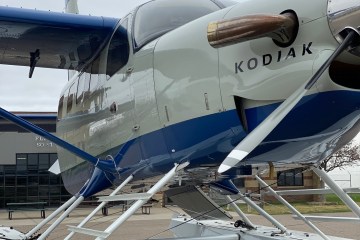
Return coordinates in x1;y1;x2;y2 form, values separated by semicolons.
320;141;360;172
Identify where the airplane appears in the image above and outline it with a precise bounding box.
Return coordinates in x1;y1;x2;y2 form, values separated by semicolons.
0;0;360;239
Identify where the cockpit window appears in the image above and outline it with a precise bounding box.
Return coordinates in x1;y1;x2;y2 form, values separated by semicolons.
134;0;221;49
106;19;129;77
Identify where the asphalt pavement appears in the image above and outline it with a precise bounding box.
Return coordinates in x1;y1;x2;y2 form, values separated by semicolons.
0;206;358;239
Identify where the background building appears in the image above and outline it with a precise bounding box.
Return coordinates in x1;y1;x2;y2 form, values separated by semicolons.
0;112;71;208
245;167;324;203
329;167;360;188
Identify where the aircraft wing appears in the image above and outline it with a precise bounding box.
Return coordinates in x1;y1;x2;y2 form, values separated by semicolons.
0;6;119;73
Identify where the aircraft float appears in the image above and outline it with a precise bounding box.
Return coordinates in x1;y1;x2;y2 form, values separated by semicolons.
0;0;360;239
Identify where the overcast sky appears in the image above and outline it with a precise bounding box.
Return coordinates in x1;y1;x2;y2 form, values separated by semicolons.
0;0;356;112
0;0;148;112
1;1;359;172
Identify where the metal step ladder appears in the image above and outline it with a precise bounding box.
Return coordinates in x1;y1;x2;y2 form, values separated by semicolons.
66;162;188;240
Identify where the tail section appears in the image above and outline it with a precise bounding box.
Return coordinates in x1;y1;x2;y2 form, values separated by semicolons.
65;0;79;14
65;0;79;79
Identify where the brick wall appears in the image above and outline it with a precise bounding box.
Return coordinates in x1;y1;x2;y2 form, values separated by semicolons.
245;170;323;203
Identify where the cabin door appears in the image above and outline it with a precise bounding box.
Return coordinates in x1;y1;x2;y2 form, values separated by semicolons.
129;51;170;169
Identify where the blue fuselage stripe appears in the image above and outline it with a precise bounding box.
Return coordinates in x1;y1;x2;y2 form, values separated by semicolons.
109;90;360;177
61;90;360;194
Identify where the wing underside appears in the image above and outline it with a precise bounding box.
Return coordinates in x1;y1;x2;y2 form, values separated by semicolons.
0;6;119;72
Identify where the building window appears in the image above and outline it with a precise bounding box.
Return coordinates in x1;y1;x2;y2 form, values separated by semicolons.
0;153;71;208
277;169;304;187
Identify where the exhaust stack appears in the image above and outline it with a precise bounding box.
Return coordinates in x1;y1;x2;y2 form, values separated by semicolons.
207;12;298;48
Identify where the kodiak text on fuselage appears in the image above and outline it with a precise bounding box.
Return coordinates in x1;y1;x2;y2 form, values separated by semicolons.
235;42;313;73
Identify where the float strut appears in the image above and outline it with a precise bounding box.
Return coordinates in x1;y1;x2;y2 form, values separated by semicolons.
37;196;84;240
236;190;290;235
255;175;331;240
313;168;360;218
225;195;256;229
93;163;188;239
25;196;78;239
64;174;134;240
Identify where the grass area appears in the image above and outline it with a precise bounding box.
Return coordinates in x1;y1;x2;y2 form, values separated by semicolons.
235;193;360;215
326;193;360;203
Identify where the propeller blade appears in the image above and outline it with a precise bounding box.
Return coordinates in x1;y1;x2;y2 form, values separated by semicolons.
218;31;357;173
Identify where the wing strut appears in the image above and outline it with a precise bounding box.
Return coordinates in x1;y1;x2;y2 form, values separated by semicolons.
219;30;358;173
0;107;116;173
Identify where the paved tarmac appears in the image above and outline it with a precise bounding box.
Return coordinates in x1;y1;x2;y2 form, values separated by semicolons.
0;206;358;239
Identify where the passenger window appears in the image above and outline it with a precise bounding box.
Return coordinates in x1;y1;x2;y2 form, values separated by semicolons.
83;71;91;100
106;19;129;77
89;57;100;91
89;74;98;92
57;95;64;120
76;65;92;104
76;73;85;104
67;82;76;113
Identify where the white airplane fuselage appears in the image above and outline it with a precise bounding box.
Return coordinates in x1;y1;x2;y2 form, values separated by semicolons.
56;0;360;194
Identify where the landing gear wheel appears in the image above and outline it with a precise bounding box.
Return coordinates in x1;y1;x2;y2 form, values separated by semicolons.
234;220;242;228
234;220;256;230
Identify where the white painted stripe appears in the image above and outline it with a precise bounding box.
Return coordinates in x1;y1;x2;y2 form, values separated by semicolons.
228;150;248;160
218;164;232;173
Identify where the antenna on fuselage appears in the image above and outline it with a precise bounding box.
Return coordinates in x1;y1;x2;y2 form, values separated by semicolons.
65;0;79;14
